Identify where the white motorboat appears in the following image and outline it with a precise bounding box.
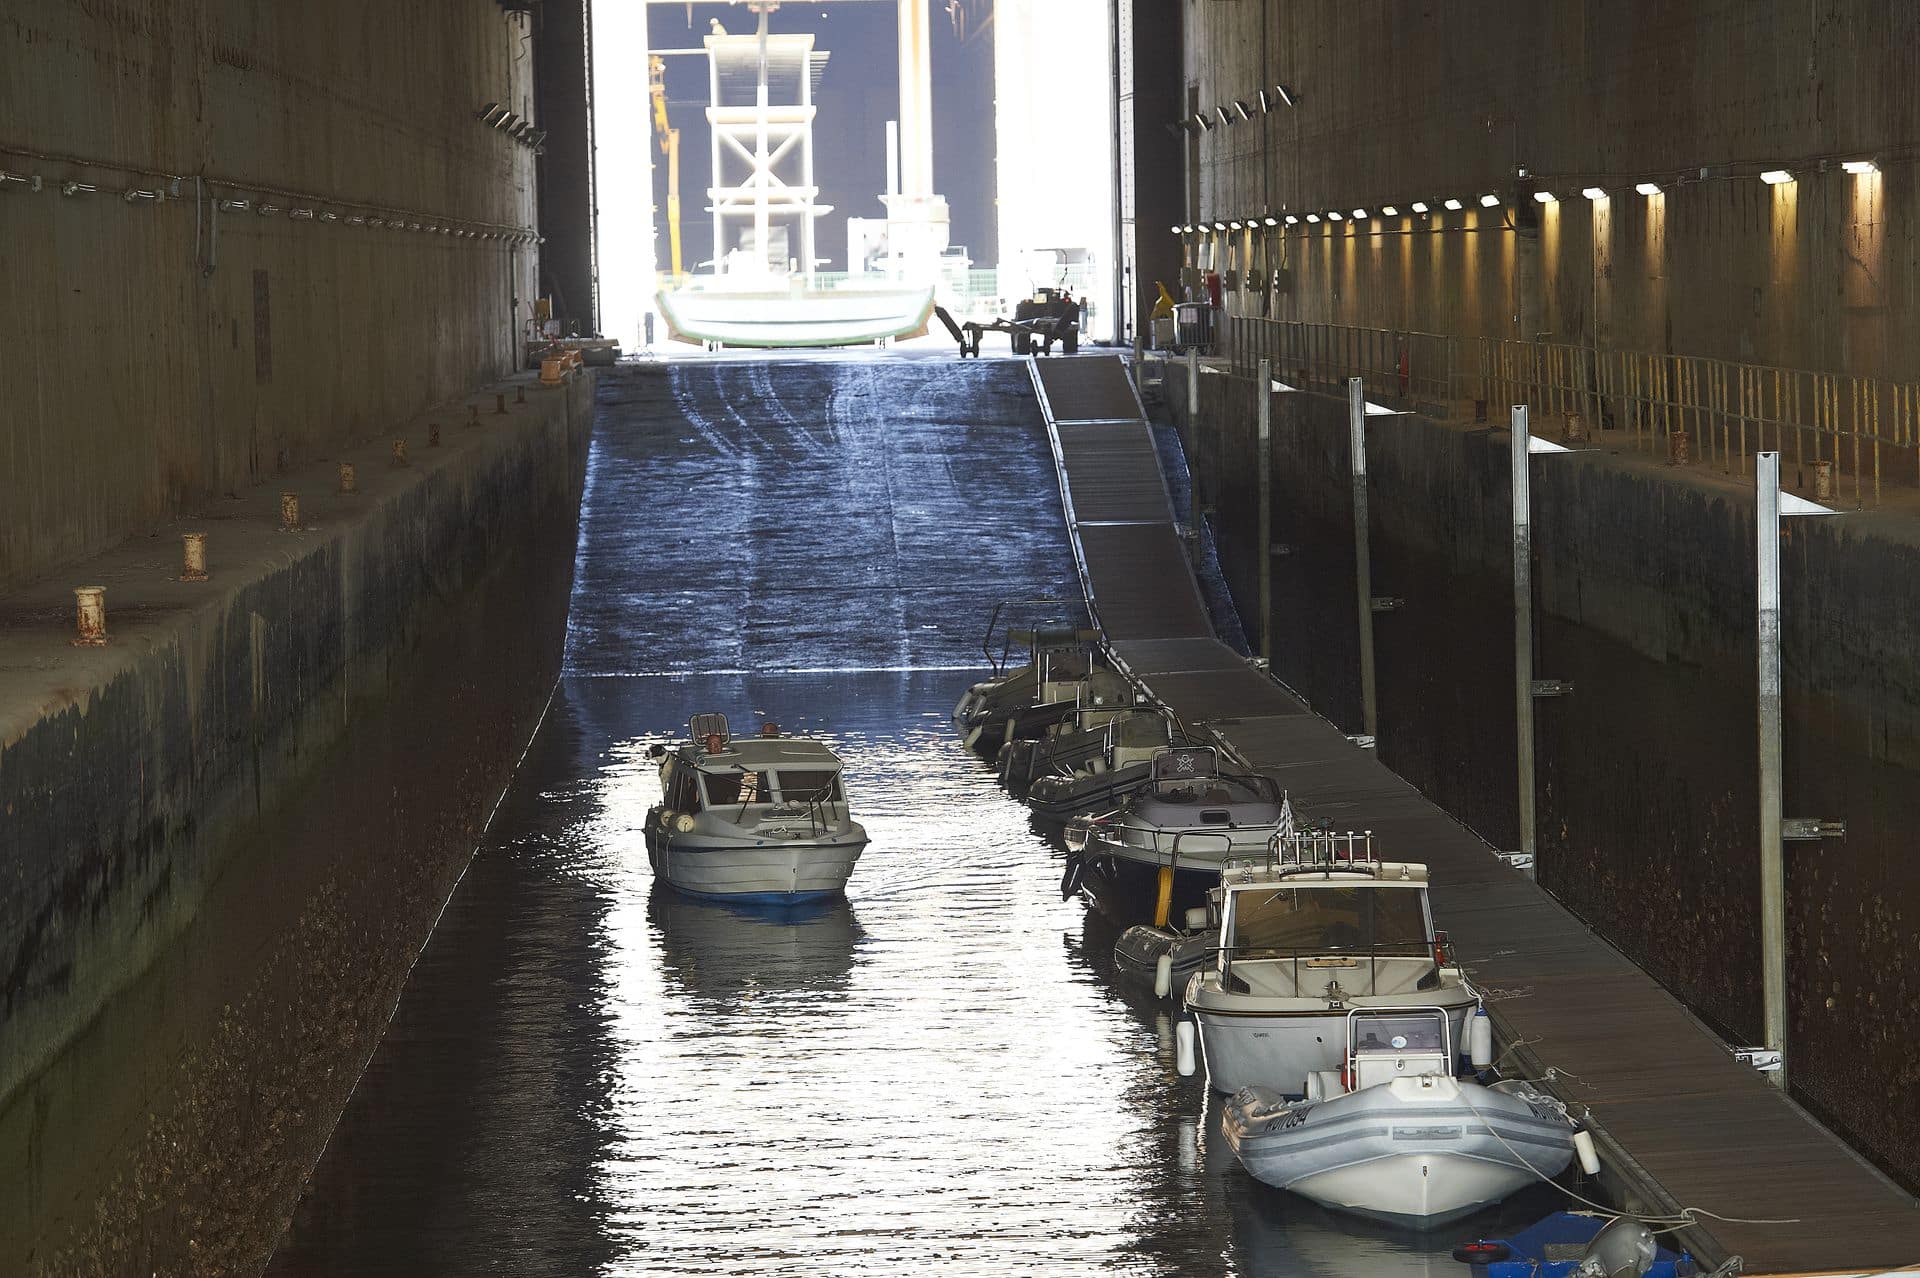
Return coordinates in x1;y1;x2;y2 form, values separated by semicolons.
1061;746;1287;923
1181;832;1481;1096
1220;1006;1585;1227
645;713;868;905
657;278;936;348
954;624;1128;756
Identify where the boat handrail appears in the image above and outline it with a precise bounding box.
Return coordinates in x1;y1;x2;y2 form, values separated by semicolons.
1342;1003;1455;1073
1262;829;1379;874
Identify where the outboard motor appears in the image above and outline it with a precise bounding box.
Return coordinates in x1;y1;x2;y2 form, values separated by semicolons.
1574;1217;1658;1278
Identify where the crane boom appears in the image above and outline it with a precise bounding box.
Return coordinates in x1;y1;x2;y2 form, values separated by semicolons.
648;55;684;279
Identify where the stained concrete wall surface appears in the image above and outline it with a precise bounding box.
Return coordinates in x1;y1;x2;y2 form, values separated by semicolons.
0;373;593;1270
0;1;543;591
1164;360;1920;1191
1174;2;1915;385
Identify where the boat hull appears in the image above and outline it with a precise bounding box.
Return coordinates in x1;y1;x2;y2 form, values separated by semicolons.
644;829;867;902
657;283;936;348
1074;852;1214;923
1194;999;1476;1096
1222;1078;1577;1227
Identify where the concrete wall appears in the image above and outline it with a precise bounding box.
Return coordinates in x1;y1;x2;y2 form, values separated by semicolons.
1116;0;1185;346
1164;362;1920;1189
1166;1;1916;381
0;0;544;591
0;373;593;1269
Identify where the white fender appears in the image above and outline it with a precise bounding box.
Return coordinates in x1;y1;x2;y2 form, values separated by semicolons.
1175;1021;1197;1077
1469;1008;1495;1069
1574;1128;1602;1176
1154;953;1174;999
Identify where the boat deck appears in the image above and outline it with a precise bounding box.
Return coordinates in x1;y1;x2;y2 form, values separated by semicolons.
1029;354;1920;1277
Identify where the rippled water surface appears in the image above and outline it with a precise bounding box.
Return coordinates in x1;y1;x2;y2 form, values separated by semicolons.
267;359;1556;1276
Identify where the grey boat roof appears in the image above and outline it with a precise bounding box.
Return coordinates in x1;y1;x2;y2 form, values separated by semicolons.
673;735;844;774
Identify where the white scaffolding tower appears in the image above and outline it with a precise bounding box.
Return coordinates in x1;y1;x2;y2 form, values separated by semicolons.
705;13;832;281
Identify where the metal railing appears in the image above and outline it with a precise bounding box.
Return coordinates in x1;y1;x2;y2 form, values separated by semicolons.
1221;314;1920;502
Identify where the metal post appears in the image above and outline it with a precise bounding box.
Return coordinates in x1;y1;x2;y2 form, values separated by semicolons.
1258;358;1274;664
1187;347;1199;423
1757;449;1787;1091
1350;377;1378;738
1512;405;1536;866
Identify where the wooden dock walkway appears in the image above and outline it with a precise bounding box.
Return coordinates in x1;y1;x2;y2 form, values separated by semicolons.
1029;354;1920;1277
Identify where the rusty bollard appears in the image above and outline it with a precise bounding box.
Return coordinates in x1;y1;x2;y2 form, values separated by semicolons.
338;462;357;494
280;491;301;531
467;403;480;427
1668;431;1693;465
1812;459;1835;501
515;385;526;405
429;422;442;448
495;391;508;415
72;586;108;646
180;533;208;582
392;438;410;467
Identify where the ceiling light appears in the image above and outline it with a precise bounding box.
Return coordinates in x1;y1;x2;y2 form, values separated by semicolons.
1233;100;1251;121
1409;201;1429;213
1380;205;1398;216
1191;113;1208;130
1215;107;1231;126
1582;186;1607;201
1479;193;1501;207
1256;89;1271;112
1533;190;1556;204
1635;182;1661;196
1443;198;1463;211
1842;159;1878;175
1760;168;1793;185
1274;84;1295;108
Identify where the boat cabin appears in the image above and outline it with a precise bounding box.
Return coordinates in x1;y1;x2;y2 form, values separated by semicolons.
1213;837;1447;1000
656;714;850;831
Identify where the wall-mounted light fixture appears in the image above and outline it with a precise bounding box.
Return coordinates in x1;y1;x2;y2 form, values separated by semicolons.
1229;220;1243;230
1479;193;1501;208
1262;215;1279;226
1410;201;1429;213
1380;205;1399;216
1841;159;1878;175
1760;168;1794;185
1533;190;1556;204
1634;182;1661;196
1274;84;1296;108
257;203;281;216
290;207;315;219
1327;210;1344;221
1305;213;1321;223
1191;113;1209;131
1582;186;1607;201
1352;208;1368;218
1443;197;1464;211
1232;100;1251;121
60;181;96;196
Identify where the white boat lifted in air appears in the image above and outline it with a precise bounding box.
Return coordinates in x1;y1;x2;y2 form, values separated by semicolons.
1220;1006;1590;1227
645;713;868;906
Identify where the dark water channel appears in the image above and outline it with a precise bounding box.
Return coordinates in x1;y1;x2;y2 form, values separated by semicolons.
266;358;1555;1276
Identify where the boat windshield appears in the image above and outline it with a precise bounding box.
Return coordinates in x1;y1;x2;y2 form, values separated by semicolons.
702;770;763;806
1352;1012;1445;1055
772;769;843;803
1228;886;1429;957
